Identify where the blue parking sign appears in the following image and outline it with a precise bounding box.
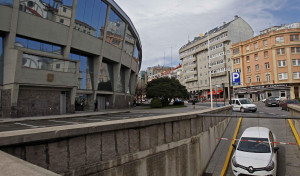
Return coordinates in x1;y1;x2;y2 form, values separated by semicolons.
232;72;240;86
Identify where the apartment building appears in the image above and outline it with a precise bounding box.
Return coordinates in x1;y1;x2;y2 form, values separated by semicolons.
179;16;253;100
231;22;300;101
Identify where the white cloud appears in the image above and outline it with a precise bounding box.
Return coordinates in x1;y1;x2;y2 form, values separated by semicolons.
115;0;290;70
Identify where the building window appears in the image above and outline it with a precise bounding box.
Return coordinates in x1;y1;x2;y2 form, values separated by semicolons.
280;91;286;98
234;58;240;64
292;59;300;66
294;72;300;79
248;77;251;83
254;43;258;49
60;19;64;23
291;47;300;54
70;53;92;90
233;48;240;55
247;66;251;73
15;36;63;55
56;64;60;69
278;73;288;80
263;40;268;46
278;60;287;67
266;74;271;82
290;34;299;41
265;62;270;69
276;48;285;55
63;7;67;12
264;51;269;58
256;75;260;82
234;68;241;72
276;36;284;43
255;64;259;71
255;53;258;60
246;56;250;62
246;45;249;52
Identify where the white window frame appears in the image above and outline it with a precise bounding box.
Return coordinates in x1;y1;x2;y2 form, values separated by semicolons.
294;72;300;79
248;77;251;83
255;54;258;60
276;48;285;55
266;74;271;82
265;62;270;69
263;40;268;46
290;34;299;41
247;66;251;73
278;60;287;67
264;51;269;58
291;47;300;54
292;59;300;66
255;64;259;71
278;73;288;80
246;45;249;52
254;43;258;49
276;36;284;43
256;75;260;82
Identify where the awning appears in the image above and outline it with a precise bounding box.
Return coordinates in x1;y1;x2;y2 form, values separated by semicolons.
207;91;216;95
217;90;223;94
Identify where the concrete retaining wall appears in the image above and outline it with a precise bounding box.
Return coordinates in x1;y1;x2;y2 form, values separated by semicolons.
289;104;300;136
0;106;232;176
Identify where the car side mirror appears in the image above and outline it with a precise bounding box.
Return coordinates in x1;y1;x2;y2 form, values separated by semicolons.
274;147;279;152
232;144;237;149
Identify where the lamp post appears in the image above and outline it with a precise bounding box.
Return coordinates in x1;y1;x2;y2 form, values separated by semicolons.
208;33;213;109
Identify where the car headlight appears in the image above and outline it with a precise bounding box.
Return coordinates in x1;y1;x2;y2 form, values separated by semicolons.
232;156;238;167
264;160;274;171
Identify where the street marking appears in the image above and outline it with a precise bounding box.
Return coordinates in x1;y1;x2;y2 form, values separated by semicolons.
220;117;242;176
14;123;44;128
216;138;297;145
288;119;300;149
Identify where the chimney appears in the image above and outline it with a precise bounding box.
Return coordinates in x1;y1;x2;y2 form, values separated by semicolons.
234;15;239;19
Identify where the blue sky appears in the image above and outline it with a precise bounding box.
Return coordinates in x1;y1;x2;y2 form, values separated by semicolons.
115;0;300;70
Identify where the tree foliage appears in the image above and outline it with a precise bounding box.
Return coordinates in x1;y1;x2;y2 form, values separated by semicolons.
146;77;188;106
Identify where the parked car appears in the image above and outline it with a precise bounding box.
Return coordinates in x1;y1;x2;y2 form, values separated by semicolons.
231;127;278;176
265;97;280;107
229;98;257;112
280;99;300;111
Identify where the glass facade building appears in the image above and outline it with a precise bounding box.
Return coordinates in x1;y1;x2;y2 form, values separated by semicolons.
0;0;142;117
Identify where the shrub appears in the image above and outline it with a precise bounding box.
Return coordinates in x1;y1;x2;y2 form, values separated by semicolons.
151;97;162;108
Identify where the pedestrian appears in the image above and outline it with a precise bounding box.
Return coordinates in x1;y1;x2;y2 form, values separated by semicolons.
106;101;109;109
94;100;98;112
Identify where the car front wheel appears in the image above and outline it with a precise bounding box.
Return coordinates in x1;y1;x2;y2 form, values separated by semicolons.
240;108;245;113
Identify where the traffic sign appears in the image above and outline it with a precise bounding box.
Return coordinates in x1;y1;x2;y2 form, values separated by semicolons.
232;72;240;86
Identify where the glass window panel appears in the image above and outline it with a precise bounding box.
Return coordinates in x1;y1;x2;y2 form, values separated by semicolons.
106;9;125;48
69;53;92;90
19;0;73;26
98;62;113;91
75;0;107;38
15;36;63;55
0;0;13;6
133;45;139;62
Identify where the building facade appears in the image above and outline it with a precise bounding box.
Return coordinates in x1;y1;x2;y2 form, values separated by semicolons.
179;16;253;100
231;22;300;101
0;0;142;117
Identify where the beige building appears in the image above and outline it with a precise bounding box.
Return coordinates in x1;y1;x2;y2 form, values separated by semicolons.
231;22;300;101
179;16;253;100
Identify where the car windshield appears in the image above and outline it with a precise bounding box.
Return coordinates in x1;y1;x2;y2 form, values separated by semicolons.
237;137;270;153
239;99;252;104
268;98;276;101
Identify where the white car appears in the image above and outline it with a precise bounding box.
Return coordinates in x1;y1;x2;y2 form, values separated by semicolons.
231;127;278;176
230;98;257;112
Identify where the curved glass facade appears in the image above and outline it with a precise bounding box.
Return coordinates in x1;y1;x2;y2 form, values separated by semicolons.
98;62;113;91
69;53;92;90
19;0;73;26
0;0;13;6
15;36;63;55
75;0;107;38
106;9;126;49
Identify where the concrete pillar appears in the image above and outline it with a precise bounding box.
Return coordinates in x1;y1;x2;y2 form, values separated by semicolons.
290;86;295;99
286;47;293;83
63;0;77;58
124;68;131;94
130;72;137;95
272;49;278;83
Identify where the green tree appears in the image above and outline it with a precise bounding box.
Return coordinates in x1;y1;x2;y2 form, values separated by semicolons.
146;77;188;106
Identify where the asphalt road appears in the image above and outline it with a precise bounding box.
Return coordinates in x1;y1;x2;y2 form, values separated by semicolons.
220;102;300;176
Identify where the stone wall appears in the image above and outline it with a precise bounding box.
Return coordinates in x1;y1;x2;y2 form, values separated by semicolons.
1;89;11;118
17;87;74;117
0;106;232;176
289;104;300;137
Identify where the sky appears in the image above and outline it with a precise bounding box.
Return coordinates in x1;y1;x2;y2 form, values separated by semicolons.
114;0;300;70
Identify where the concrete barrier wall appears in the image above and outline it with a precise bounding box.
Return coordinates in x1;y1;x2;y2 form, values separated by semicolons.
0;106;232;176
289;104;300;135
